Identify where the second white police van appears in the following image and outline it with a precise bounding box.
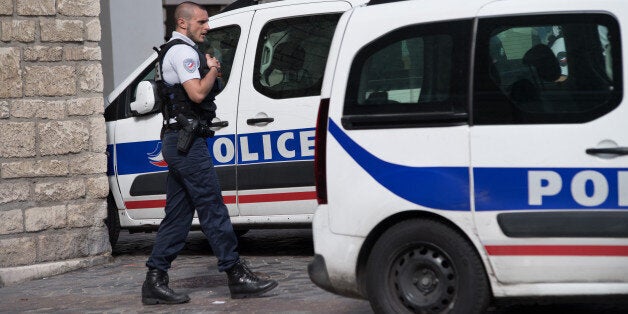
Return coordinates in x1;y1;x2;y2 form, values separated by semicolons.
104;0;367;246
309;0;628;312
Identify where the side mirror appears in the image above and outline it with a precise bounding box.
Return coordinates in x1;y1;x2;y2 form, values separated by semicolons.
130;80;160;115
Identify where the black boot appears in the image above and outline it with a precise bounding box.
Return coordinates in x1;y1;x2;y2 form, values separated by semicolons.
141;268;190;305
226;259;278;299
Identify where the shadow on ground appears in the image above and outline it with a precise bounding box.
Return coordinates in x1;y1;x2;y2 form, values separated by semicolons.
112;228;315;257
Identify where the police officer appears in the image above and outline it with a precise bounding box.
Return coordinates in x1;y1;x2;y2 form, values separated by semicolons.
141;1;277;305
547;25;568;82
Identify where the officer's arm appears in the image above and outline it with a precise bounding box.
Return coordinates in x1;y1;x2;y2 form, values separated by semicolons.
182;54;220;103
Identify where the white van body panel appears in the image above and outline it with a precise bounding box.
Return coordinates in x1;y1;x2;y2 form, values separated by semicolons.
313;0;628;302
470;0;628;286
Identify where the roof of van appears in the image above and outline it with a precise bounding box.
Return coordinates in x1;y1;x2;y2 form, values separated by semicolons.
106;0;370;106
210;0;370;18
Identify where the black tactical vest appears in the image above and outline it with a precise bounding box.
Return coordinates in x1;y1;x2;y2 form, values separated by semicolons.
155;39;220;124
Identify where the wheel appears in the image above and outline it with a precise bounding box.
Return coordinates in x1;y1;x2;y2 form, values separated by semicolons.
366;218;490;314
105;193;121;248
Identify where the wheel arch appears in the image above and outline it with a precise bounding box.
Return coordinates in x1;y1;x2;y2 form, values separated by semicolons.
354;209;493;298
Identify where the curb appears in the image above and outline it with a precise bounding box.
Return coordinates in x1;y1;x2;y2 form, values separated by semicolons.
0;254;113;287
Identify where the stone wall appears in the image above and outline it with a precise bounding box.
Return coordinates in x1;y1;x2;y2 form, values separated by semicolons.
0;0;111;287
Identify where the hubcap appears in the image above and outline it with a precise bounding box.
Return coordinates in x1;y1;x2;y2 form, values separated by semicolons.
415;269;438;294
390;245;457;313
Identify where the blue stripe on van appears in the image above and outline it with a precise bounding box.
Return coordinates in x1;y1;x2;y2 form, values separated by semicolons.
474;167;628;211
329;118;628;211
109;128;315;176
328;119;470;211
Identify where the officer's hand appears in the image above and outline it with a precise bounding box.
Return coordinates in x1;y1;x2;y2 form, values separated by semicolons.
205;54;220;69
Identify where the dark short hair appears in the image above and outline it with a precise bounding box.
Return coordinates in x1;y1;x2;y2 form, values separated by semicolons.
175;1;205;21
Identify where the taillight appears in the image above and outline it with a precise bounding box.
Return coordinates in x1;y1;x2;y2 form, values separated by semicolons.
314;98;330;204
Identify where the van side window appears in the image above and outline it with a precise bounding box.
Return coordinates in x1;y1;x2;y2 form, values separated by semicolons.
200;25;241;86
253;14;341;99
473;14;622;124
342;20;472;129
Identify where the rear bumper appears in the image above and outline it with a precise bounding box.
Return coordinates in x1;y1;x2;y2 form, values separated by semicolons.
308;205;365;298
307;254;336;294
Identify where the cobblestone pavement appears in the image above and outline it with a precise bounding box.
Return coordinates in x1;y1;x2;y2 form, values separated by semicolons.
0;229;372;313
1;229;627;313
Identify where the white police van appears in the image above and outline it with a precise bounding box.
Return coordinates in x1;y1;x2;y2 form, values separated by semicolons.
309;0;628;312
104;0;368;246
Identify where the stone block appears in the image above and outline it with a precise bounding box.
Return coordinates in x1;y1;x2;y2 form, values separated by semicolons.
58;0;99;17
0;209;23;234
64;45;101;61
84;18;100;41
85;227;111;255
10;99;42;118
1;159;69;178
0;122;36;158
11;99;66;119
0;47;22;98
36;100;66;119
0;237;37;267
25;205;66;232
86;176;109;198
34;179;85;202
40;19;83;42
38;120;89;155
69;152;107;175
16;0;55;16
37;230;86;262
0;100;8;119
1;19;36;42
77;63;103;92
67;97;100;116
0;181;30;204
67;200;106;228
23;46;63;62
24;65;76;97
0;0;13;15
89;116;106;152
94;98;104;114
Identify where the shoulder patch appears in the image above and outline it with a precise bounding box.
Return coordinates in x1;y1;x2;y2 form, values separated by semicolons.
183;58;197;73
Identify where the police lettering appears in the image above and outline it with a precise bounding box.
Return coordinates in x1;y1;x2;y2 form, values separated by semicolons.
210;129;315;164
528;170;628;206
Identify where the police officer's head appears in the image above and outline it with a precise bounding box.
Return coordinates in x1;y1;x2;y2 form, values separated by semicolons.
175;1;210;43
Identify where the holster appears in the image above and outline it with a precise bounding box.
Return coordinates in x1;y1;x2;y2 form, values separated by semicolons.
175;114;198;153
177;128;195;153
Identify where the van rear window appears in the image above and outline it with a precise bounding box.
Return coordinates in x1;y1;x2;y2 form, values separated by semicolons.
343;20;472;129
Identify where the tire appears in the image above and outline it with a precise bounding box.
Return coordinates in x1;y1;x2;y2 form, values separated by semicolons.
105;193;121;248
366;218;490;314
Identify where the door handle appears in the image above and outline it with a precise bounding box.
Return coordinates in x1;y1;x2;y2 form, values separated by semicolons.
208;121;228;128
208;118;228;132
586;147;628;156
247;117;274;125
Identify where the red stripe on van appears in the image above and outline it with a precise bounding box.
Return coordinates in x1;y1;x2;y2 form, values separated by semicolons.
124;191;315;209
125;199;166;209
485;245;628;256
238;191;316;203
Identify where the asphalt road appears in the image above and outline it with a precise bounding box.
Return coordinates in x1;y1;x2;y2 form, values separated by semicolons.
0;229;626;313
